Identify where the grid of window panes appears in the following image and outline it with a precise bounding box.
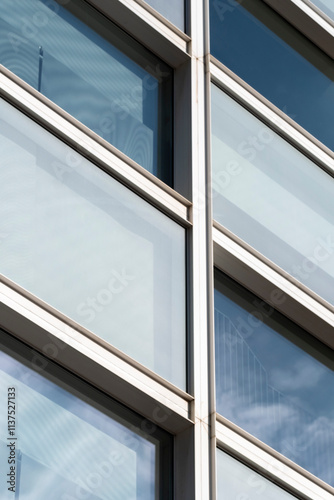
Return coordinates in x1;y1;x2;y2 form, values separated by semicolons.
0;0;333;499
0;332;173;500
210;0;334;494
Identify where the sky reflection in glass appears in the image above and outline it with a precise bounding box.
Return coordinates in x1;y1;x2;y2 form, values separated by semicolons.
215;272;334;486
217;450;296;500
210;0;334;151
0;0;173;183
0;99;186;388
211;84;334;306
0;345;159;500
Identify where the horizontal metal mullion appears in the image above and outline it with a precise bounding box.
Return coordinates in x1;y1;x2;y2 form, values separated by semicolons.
86;0;190;66
0;278;193;433
216;417;334;500
132;0;190;40
263;0;334;58
302;0;334;27
213;224;334;349
0;68;192;227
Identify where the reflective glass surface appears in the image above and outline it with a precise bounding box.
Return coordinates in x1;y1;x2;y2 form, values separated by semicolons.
211;84;334;305
215;271;334;486
0;99;186;388
0;333;172;500
144;0;185;30
311;0;334;21
217;450;295;500
0;0;173;184
210;0;334;151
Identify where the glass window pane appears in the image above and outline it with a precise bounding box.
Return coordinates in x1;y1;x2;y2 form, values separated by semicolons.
0;333;172;500
215;271;334;486
0;98;186;389
209;0;334;151
311;0;334;21
217;450;296;500
0;0;173;184
144;0;185;30
211;83;334;306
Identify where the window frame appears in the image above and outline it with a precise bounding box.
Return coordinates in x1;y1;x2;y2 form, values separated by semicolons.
85;0;190;63
209;61;334;314
0;273;195;497
208;0;334;159
211;242;334;497
305;0;334;25
134;0;188;34
0;67;193;382
2;0;333;498
213;264;334;491
85;0;194;198
0;328;175;499
0;0;199;493
263;0;334;58
215;423;334;500
0;68;191;225
206;14;334;497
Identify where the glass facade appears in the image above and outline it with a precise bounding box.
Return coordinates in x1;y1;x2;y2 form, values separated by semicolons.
217;450;296;500
0;0;173;184
0;0;333;498
311;0;334;20
144;0;185;30
211;83;334;305
0;99;186;388
215;270;334;486
0;332;172;500
210;0;334;151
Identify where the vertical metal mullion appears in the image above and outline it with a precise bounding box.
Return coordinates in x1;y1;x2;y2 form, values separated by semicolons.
204;0;217;497
189;0;213;499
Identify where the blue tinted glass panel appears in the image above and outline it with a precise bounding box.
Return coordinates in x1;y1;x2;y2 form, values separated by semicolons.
215;271;334;486
210;0;334;151
0;0;173;184
0;333;172;499
217;450;296;499
144;0;185;30
311;0;334;21
0;99;186;389
211;84;334;306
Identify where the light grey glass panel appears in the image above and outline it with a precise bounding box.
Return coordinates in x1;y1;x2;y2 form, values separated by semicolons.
0;0;173;184
215;271;334;486
217;450;295;500
144;0;185;30
211;83;334;305
0;334;172;499
0;99;186;388
311;0;334;20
